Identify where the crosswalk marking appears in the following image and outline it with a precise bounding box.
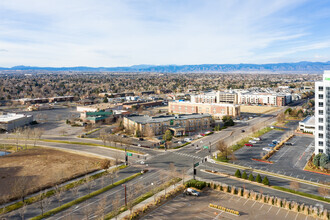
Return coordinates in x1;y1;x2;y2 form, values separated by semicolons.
172;151;203;160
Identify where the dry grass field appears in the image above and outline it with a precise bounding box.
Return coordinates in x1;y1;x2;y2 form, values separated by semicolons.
0;147;104;202
240;105;280;114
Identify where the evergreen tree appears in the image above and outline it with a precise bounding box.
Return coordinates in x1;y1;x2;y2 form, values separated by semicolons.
235;169;241;178
256;174;262;183
248;173;254;181
242;171;248;179
262;176;269;185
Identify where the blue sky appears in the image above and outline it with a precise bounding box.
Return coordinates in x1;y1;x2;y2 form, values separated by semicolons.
1;0;330;67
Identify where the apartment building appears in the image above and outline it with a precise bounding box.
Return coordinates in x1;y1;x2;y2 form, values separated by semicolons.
238;92;291;106
315;71;330;156
190;91;238;104
123;113;212;136
168;101;240;119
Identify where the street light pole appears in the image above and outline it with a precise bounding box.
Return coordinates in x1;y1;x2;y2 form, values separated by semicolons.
123;184;127;206
125;146;128;165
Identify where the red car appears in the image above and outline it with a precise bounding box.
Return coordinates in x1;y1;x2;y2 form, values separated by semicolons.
245;143;253;147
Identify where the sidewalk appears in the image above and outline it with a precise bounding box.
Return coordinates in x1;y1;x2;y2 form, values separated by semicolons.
113;181;185;220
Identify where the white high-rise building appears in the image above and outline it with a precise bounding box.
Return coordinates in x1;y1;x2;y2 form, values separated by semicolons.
315;70;330;156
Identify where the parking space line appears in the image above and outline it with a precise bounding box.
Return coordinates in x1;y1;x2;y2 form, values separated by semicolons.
236;197;242;202
294;213;299;220
285;210;290;218
213;211;224;220
162;209;172;214
251;201;257;208
267;206;272;213
200;212;214;218
243;199;250;206
259;203;264;210
276;208;281;215
166;206;177;211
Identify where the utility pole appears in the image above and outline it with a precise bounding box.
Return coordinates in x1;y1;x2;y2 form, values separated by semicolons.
123;184;127;206
125;146;128;165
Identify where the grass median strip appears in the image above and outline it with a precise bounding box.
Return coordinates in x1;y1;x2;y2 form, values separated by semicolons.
30;171;142;220
214;160;330;189
40;139;142;154
0;165;127;215
272;186;330;203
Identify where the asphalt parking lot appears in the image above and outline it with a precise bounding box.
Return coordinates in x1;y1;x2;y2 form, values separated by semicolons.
233;121;326;184
142;189;315;220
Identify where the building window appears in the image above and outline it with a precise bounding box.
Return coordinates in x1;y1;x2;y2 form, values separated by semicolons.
319;86;324;91
319;141;323;146
319;110;323;115
319;149;324;153
319;94;324;99
319;118;324;123
319;102;324;107
319;125;323;131
319;133;324;138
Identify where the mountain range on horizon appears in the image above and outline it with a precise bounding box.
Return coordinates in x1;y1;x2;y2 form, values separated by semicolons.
1;61;330;73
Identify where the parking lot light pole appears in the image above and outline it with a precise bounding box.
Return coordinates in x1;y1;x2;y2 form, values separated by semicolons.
125;146;128;165
209;141;211;154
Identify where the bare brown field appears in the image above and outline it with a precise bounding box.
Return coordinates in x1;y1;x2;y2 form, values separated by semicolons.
0;147;105;202
240;105;280;114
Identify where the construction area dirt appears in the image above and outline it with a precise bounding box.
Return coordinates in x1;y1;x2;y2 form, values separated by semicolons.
240;105;280;114
0;147;105;202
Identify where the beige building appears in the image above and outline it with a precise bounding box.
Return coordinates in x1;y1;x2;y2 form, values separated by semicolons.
123;114;213;136
169;101;240;119
191;91;238;104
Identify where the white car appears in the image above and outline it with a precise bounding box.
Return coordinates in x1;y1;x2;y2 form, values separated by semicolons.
263;147;272;152
249;140;257;144
253;137;260;141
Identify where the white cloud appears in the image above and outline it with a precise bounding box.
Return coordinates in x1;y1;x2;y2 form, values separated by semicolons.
0;0;329;66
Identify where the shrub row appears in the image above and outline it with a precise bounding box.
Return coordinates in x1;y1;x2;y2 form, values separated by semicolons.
184;179;207;190
173;142;190;149
208;181;329;219
209;203;239;215
235;169;269;185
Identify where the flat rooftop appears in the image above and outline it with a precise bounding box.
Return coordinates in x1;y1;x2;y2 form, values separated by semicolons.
0;113;32;123
126;113;211;124
300;116;315;126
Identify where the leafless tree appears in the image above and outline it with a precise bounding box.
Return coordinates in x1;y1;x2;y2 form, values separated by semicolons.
38;190;51;217
12;176;35;202
108;168;119;185
112;193;121;220
216;140;232;160
18;202;27;220
277;112;285;124
54;185;64;205
32;128;44;147
96;196;107;219
22;127;32;150
290;181;300;192
100;159;112;170
318;186;329;199
99;130;108;146
14;127;23;152
144;125;155;137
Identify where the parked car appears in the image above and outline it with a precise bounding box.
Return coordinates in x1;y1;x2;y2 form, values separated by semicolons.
245;143;253;147
253;137;261;141
249;140;257;144
185;188;200;197
184;138;192;142
139;138;144;141
270;126;274;129
272;140;279;144
241;129;245;133
268;144;276;147
263;147;272;152
122;135;127;138
285;142;294;146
